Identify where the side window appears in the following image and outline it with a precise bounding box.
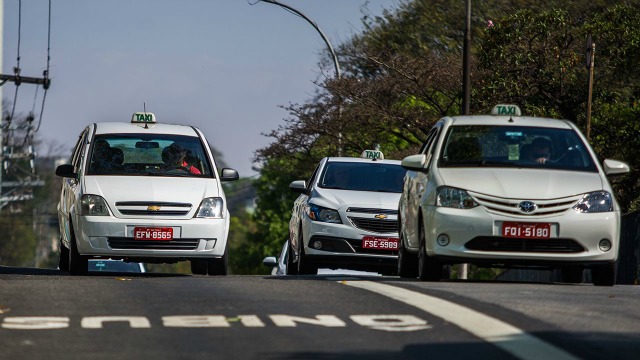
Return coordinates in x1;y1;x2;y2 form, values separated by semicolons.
70;128;89;173
421;126;441;168
307;163;322;191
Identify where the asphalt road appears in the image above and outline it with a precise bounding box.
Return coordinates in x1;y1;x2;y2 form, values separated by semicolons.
1;266;639;360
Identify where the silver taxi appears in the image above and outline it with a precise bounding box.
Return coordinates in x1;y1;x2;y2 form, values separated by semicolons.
56;112;238;275
398;105;629;286
287;150;407;275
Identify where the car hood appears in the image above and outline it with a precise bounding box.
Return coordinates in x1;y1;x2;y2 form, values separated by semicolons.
438;168;605;199
311;187;401;211
83;176;221;204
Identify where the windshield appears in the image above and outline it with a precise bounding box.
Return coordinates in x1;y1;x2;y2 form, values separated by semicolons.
439;125;597;172
86;134;213;177
319;162;406;193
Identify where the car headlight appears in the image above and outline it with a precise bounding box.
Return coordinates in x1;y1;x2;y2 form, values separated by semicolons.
80;194;110;216
195;197;224;218
307;204;342;223
573;191;613;213
436;186;478;209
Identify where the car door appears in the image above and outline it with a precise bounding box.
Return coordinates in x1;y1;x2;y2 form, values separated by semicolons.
289;160;322;255
58;127;90;247
402;124;442;250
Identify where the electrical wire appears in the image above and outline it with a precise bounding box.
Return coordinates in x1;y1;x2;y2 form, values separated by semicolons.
9;0;23;126
35;0;52;133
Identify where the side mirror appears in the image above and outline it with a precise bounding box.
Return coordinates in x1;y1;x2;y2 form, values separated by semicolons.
603;159;630;176
289;180;308;194
220;168;239;182
401;154;427;171
262;256;277;267
55;164;77;178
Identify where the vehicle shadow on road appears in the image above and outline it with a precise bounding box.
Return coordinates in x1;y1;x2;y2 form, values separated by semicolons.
0;266;188;278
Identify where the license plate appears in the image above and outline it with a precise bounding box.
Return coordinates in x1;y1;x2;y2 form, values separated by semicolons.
133;227;173;241
502;222;551;239
362;236;399;250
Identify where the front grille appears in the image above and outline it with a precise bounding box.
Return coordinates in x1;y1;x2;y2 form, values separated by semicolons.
470;192;583;217
348;217;398;233
115;201;192;217
465;237;585;253
108;237;199;250
347;208;398;215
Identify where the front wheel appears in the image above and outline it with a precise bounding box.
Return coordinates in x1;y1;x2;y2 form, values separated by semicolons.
58;238;70;272
591;262;617;286
417;224;442;282
190;259;208;275
68;226;88;276
207;248;228;276
286;240;298;276
397;233;418;278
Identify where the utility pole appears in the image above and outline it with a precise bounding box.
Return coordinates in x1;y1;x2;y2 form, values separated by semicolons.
585;34;595;142
461;0;471;116
0;0;48;211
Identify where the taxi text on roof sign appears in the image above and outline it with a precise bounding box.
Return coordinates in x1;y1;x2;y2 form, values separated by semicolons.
131;112;157;124
491;104;521;116
361;150;384;160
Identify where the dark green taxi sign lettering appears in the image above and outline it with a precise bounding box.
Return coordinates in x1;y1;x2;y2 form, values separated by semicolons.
131;112;157;124
361;150;384;160
491;104;521;116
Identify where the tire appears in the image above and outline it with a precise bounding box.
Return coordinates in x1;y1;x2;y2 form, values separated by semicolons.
68;225;88;276
286;240;298;276
397;233;418;278
560;266;584;284
207;248;228;276
190;259;208;275
297;230;317;275
591;262;617;286
58;238;70;272
417;222;441;282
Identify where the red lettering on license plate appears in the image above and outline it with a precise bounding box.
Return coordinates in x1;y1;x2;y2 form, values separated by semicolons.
502;222;551;239
133;227;173;241
362;236;399;250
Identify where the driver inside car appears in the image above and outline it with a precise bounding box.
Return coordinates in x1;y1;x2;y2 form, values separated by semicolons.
161;143;201;174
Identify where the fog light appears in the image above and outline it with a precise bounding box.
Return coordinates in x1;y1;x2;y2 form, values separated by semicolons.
313;240;323;250
598;239;612;252
437;234;450;247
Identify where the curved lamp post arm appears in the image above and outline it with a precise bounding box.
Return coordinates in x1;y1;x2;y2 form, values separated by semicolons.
258;0;341;79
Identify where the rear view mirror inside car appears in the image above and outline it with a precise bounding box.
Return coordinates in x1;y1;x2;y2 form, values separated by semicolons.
135;141;159;149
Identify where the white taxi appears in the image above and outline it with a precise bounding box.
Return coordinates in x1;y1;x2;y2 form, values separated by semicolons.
398;105;629;286
287;150;407;275
55;112;239;276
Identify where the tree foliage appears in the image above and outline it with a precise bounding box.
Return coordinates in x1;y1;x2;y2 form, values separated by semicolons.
245;0;640;275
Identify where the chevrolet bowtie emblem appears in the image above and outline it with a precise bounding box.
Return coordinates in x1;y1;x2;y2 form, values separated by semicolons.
374;214;388;219
147;205;161;211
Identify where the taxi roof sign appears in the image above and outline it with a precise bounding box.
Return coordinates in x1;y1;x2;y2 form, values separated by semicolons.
361;149;384;160
131;112;156;124
491;104;521;116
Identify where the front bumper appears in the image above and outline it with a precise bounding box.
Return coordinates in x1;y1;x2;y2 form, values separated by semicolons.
73;214;229;260
425;205;620;265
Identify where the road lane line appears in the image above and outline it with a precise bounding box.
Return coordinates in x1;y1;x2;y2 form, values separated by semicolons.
342;280;579;360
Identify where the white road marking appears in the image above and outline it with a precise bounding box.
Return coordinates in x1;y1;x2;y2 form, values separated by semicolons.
342;280;579;360
81;316;151;329
350;315;431;331
269;315;346;327
2;317;69;330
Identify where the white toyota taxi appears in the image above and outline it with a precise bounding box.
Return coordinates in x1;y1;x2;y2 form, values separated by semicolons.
56;112;238;275
398;105;629;286
287;150;407;275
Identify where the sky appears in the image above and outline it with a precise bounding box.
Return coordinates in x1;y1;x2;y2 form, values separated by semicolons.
1;0;399;178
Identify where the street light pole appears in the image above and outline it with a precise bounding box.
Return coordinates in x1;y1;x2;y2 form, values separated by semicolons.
462;0;471;115
257;0;341;80
254;0;343;155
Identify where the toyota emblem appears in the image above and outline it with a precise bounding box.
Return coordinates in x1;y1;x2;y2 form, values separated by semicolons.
518;201;537;213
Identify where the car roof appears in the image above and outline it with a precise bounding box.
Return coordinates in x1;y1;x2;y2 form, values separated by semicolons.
93;122;200;136
443;115;575;129
325;157;401;165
